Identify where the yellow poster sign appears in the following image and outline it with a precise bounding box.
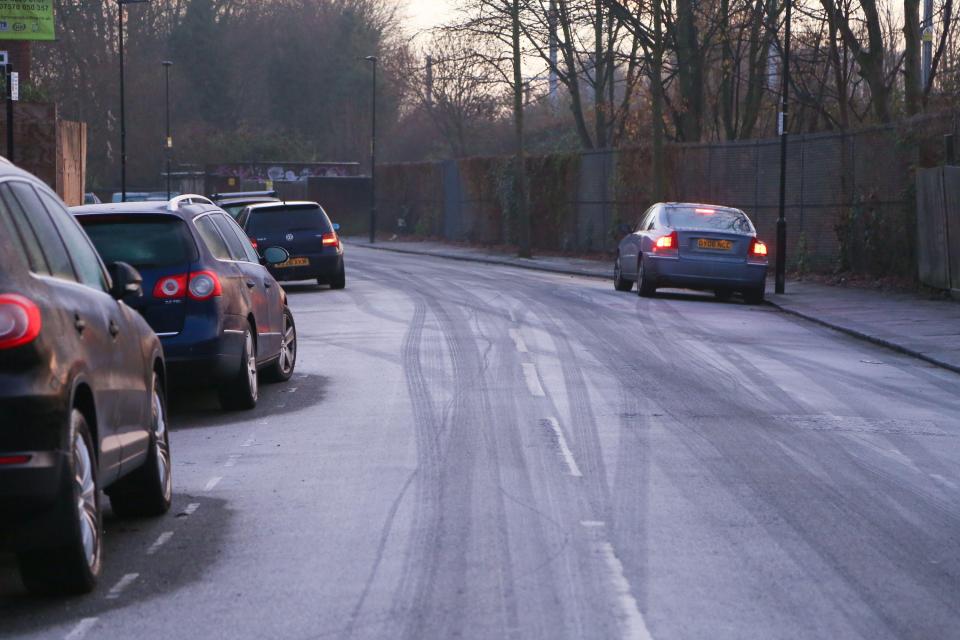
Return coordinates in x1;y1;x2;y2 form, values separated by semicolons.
0;2;55;41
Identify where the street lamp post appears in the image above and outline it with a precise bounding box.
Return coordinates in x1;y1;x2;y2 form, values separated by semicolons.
118;0;149;203
365;55;377;244
162;60;173;200
775;0;792;294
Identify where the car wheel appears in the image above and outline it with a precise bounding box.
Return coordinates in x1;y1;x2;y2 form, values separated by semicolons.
637;256;656;297
218;327;258;411
263;307;297;383
714;289;733;301
17;409;102;595
743;287;766;305
107;373;173;517
330;265;346;290
613;256;633;292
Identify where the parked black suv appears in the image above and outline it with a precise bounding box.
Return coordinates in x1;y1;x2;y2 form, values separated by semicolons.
0;160;172;594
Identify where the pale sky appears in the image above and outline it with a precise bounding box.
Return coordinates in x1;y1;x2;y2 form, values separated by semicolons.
402;0;459;37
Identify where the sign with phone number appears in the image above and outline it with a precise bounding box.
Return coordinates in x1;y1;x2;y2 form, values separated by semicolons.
0;2;55;41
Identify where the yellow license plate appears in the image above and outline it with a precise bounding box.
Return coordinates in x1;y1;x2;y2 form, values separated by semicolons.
697;239;732;250
277;257;310;268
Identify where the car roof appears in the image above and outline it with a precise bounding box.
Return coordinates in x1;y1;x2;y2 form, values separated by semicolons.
70;200;218;221
662;202;746;214
244;201;323;212
217;196;281;206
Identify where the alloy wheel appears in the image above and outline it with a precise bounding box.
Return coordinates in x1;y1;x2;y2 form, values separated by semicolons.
246;332;258;401
73;428;99;571
278;314;296;376
152;382;172;503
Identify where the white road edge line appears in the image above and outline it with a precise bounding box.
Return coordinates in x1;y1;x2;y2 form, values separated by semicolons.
597;541;655;640
105;573;139;600
65;617;98;640
241;436;256;447
580;520;606;528
147;531;174;556
521;363;546;397
225;454;242;468
183;502;200;516
509;328;529;353
544;417;583;477
204;476;223;492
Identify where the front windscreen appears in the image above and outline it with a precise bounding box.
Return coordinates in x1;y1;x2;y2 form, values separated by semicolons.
665;206;754;233
78;215;198;268
247;206;332;235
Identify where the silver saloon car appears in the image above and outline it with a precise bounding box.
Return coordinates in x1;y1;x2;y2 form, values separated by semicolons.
614;203;769;303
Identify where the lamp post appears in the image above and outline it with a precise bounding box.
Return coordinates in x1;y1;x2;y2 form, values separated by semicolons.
365;55;377;244
118;0;149;203
162;60;173;200
774;0;792;294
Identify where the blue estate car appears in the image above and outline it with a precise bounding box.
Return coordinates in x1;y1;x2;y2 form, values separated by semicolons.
72;196;298;410
614;202;769;303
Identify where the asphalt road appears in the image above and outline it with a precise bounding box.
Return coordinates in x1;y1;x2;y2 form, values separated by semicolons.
3;246;960;640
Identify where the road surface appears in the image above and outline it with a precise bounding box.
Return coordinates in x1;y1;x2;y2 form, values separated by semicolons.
3;246;960;640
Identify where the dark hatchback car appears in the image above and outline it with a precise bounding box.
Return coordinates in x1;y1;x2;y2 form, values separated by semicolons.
211;190;281;220
237;201;345;289
0;161;171;594
73;196;298;411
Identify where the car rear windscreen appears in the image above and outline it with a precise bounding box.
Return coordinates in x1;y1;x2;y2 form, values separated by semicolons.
666;207;754;233
77;215;198;268
248;206;332;235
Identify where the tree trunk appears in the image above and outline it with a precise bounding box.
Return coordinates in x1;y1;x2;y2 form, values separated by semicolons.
903;0;922;115
512;0;531;258
674;0;703;141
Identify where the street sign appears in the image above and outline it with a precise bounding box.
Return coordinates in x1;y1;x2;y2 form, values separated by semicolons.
10;72;18;101
0;2;56;41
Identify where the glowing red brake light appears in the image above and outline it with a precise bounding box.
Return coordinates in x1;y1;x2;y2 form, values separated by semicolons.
153;274;188;299
188;271;222;301
248;238;259;250
321;232;340;249
750;238;769;260
0;455;31;465
653;231;678;253
0;294;42;350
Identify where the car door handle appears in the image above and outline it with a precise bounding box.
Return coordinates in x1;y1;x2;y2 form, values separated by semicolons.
246;280;256;289
74;315;86;334
109;321;120;338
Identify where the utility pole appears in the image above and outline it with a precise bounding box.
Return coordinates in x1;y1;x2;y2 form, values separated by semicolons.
548;0;558;107
365;56;377;244
425;55;434;108
922;0;933;88
162;60;173;200
775;0;792;295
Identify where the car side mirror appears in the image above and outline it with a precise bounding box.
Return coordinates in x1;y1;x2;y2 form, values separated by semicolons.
262;246;290;266
332;223;341;232
108;262;143;301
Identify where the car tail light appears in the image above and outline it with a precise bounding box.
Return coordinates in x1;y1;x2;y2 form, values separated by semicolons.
188;271;222;301
153;274;188;299
321;232;340;249
653;230;678;254
0;455;31;465
248;238;259;250
749;238;769;261
0;294;42;350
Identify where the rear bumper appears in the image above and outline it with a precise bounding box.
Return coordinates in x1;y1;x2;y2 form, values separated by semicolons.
647;255;767;290
161;313;247;385
0;451;70;551
268;253;342;282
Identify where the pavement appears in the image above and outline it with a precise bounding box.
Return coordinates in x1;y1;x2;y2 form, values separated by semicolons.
3;246;960;639
349;237;960;375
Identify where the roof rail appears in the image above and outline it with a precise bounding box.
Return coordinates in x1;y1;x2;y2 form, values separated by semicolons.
168;194;214;211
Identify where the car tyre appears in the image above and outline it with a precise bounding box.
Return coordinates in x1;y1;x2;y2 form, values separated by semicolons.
613;256;633;292
743;287;766;305
107;373;173;517
17;409;102;595
636;256;656;297
330;264;346;290
218;328;258;411
263;307;297;383
714;289;733;301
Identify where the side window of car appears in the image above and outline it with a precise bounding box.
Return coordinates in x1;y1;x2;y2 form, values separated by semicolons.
211;214;251;262
214;214;259;263
195;215;233;261
37;190;109;293
0;183;49;274
646;208;659;231
6;181;76;281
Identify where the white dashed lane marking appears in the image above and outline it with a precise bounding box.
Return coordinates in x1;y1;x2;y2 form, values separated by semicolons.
64;617;98;640
543;417;583;477
146;531;174;556
183;502;200;516
105;573;139;600
204;476;222;492
509;328;529;353
224;454;242;468
522;363;546;397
